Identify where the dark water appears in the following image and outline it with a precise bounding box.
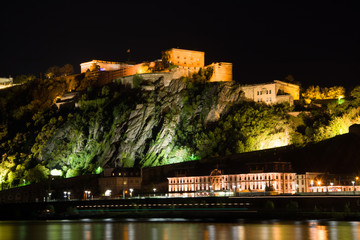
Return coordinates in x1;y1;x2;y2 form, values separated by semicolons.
0;219;359;240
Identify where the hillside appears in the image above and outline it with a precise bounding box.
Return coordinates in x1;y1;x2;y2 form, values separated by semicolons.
1;71;360;188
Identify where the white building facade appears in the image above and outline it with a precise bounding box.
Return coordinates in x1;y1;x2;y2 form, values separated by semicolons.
168;171;296;197
240;80;300;106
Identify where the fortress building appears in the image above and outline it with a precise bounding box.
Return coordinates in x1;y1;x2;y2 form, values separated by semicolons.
164;48;232;82
80;48;233;83
79;49;300;105
165;48;205;68
240;80;300;106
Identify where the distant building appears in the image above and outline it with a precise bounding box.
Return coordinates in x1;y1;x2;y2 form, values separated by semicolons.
295;172;324;193
0;77;13;89
296;172;360;193
168;161;296;197
240;80;300;105
98;167;142;198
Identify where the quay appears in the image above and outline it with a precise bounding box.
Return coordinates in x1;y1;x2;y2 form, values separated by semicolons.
2;195;360;221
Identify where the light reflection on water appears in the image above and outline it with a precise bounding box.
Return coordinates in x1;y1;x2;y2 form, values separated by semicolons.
0;219;360;240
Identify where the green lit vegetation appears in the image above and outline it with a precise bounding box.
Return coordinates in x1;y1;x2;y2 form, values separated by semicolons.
1;70;360;189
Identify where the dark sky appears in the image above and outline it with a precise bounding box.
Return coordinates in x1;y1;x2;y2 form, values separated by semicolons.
1;1;360;89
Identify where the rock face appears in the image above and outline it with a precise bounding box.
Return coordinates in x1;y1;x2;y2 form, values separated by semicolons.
101;78;244;167
40;76;245;170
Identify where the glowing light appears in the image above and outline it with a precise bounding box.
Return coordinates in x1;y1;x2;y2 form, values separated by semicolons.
105;189;112;197
95;166;103;174
50;169;62;176
338;95;344;104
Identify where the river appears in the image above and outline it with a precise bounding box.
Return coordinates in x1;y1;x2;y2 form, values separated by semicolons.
0;219;359;240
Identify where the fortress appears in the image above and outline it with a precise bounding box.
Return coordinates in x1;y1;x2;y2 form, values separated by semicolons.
80;48;299;105
80;48;233;83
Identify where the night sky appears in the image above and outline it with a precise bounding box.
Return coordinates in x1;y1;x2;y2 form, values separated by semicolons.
1;1;360;89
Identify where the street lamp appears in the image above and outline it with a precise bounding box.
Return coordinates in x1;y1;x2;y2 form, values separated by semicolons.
64;191;71;200
352;181;356;194
153;188;156;197
84;190;91;200
130;188;133;198
310;180;314;192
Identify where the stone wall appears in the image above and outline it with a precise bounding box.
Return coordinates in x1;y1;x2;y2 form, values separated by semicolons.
80;60;126;73
274;80;300;100
207;62;233;82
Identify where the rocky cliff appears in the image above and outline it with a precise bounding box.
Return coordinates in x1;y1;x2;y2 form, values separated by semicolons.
105;77;243;167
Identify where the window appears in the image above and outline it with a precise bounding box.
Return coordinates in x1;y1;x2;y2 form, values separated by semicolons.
269;90;272;94
257;91;259;95
266;90;268;94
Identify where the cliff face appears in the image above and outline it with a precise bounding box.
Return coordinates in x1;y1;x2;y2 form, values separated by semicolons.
101;77;244;167
38;75;245;172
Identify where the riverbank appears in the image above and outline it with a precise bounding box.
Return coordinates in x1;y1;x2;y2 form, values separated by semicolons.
1;196;360;221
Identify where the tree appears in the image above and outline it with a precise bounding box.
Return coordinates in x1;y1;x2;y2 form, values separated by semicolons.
45;66;61;79
14;75;36;84
24;164;49;183
350;86;360;99
60;64;74;76
302;85;345;100
284;74;295;83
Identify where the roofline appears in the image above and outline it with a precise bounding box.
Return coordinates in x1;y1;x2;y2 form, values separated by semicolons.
80;60;125;65
165;48;205;54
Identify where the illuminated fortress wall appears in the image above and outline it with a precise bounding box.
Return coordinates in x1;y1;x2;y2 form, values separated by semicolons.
80;60;127;73
165;48;205;68
207;62;232;82
274;80;300;100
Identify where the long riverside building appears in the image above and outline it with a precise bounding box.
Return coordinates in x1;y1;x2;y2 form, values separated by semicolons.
168;170;296;197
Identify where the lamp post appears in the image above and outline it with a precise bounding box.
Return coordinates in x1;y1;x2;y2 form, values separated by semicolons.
153;188;156;197
84;190;91;200
310;180;314;193
63;191;71;201
317;181;321;193
130;188;133;198
352;181;355;194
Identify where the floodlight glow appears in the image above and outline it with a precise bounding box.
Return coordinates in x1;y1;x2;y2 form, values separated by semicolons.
50;169;62;176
